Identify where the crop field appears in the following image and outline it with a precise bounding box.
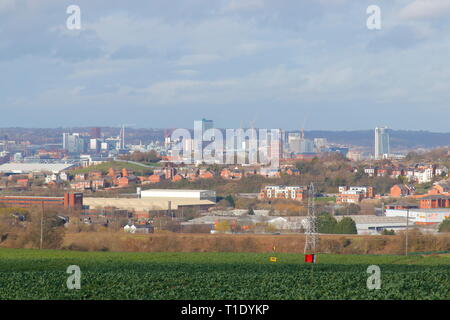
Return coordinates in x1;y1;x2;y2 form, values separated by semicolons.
0;248;448;300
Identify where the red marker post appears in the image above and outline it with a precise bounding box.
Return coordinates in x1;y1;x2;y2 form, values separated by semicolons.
304;254;317;264
304;253;317;284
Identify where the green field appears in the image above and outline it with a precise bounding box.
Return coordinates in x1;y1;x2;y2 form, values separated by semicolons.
0;248;448;300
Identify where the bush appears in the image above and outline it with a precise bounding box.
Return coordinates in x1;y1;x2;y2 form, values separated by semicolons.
317;213;338;234
382;229;396;235
225;195;235;208
335;217;357;234
438;219;450;233
18;209;65;249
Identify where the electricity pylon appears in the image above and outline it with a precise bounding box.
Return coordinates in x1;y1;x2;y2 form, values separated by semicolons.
304;182;319;254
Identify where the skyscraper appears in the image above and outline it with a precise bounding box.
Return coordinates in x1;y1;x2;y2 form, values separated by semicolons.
62;133;87;154
201;118;213;132
374;127;390;160
193;119;214;160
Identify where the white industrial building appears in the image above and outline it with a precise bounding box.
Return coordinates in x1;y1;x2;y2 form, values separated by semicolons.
335;215;409;235
182;215;294;231
0;162;76;174
385;208;450;224
140;189;216;202
183;214;414;235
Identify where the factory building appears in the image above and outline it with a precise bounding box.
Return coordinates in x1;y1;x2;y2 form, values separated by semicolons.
139;189;216;202
0;192;83;210
385;207;450;225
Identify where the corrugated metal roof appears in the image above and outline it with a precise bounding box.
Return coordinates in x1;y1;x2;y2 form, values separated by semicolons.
84;197;215;211
0;163;75;173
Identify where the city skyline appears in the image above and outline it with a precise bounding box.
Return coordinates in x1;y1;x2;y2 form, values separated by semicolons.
1;1;450;130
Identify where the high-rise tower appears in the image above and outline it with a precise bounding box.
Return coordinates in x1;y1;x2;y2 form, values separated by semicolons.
374;127;390;160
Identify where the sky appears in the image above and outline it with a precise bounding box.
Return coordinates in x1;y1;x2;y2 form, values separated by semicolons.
1;0;450;131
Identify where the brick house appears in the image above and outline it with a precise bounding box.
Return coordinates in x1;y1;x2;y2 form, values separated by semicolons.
172;174;184;182
148;174;164;184
220;168;242;180
199;170;214;179
116;175;137;187
390;184;415;197
122;168;134;177
108;168;121;177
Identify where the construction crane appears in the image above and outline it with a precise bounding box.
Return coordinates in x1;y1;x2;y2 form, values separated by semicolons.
115;124;136;149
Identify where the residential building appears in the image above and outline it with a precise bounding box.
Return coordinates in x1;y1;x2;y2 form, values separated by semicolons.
259;185;308;201
337;186;374;203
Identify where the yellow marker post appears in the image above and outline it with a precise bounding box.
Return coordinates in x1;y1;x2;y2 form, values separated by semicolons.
270;244;277;262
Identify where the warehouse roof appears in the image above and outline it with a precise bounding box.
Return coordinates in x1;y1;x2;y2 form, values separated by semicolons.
84;197;215;211
0;162;76;173
141;189;213;193
334;215;409;224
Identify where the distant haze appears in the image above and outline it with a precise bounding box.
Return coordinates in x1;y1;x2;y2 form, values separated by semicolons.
0;127;448;150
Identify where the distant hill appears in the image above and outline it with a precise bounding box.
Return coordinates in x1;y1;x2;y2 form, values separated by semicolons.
0;127;448;150
304;130;450;149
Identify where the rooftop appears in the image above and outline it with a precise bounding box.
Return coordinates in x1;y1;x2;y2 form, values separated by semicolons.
84;197;215;211
0;163;76;173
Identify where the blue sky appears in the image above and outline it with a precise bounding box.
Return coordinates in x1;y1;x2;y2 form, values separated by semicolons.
1;0;450;131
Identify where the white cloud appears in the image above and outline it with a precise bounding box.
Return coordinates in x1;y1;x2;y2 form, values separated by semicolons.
176;54;222;66
176;69;199;76
399;0;450;20
224;0;265;11
0;0;15;13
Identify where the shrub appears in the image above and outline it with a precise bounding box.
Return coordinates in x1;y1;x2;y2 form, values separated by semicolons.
335;217;357;234
317;213;338;234
438;218;450;233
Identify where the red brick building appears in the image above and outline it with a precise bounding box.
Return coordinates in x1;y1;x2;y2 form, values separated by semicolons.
390;184;415;198
419;195;450;209
0;192;83;210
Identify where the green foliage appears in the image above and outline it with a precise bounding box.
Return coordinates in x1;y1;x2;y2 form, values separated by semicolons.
119;150;161;164
224;195;235;208
317;214;357;234
317;213;338;234
335;217;358;234
0;249;448;300
382;229;396;235
247;208;255;215
438;219;450;233
295;159;322;176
